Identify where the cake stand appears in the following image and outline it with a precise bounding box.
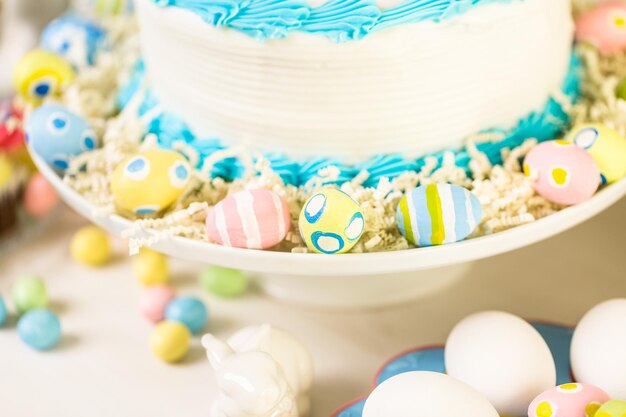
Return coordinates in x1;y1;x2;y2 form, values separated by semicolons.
32;152;626;309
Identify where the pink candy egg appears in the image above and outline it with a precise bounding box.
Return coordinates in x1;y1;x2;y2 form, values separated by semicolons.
523;140;601;206
24;173;59;218
528;383;609;417
206;189;291;250
139;285;176;323
576;2;626;54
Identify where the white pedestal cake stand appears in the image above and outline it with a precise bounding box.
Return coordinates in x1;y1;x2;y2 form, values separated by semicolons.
32;152;626;309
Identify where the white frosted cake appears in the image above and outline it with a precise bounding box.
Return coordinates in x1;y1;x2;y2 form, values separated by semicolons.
135;0;574;160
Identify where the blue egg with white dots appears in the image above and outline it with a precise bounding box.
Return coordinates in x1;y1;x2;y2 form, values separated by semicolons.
17;309;62;351
25;104;97;172
165;297;208;334
41;16;106;67
0;297;7;327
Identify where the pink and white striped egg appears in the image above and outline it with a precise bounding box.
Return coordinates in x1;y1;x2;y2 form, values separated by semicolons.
523;140;601;206
528;383;609;417
206;189;291;250
576;1;626;54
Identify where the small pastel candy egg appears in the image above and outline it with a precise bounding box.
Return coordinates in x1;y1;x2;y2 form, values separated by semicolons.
92;0;134;16
25;104;97;172
12;275;48;314
576;2;626;54
41;16;106;68
150;321;190;363
23;173;59;218
139;285;176;323
132;248;169;286
528;383;609;417
165;296;208;334
207;189;291;250
0;297;7;327
564;123;626;184
200;266;247;298
596;400;626;417
298;188;364;254
111;149;191;215
523;140;601;206
396;183;482;247
12;49;75;103
70;226;111;267
17;309;61;351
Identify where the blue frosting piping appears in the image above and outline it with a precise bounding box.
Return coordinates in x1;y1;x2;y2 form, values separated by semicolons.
149;0;515;41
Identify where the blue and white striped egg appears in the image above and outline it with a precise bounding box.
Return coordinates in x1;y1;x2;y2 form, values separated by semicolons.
396;183;482;247
41;16;107;68
25;104;97;171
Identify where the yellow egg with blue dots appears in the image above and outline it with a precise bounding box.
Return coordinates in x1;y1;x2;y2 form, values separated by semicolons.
12;49;75;103
565;123;626;184
111;149;191;216
299;188;365;254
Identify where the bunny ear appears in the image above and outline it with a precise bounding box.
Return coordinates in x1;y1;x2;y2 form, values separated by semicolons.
201;334;234;369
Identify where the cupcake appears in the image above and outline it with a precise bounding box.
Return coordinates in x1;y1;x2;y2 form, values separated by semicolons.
0;154;26;236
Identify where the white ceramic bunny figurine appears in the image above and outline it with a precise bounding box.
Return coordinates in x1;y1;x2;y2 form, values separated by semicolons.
202;325;314;417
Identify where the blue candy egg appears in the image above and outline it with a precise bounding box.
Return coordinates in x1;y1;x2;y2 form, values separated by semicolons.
25;104;97;171
17;309;62;351
41;16;106;67
165;297;208;334
397;183;483;247
0;297;7;327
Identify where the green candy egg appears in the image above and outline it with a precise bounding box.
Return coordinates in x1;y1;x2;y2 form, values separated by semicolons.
596;400;626;417
12;275;49;314
200;266;247;298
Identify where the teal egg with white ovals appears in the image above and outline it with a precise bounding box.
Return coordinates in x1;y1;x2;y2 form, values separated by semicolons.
396;183;482;247
41;16;106;67
299;188;365;254
25;104;97;172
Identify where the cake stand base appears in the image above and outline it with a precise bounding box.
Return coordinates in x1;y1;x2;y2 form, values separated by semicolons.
256;262;473;310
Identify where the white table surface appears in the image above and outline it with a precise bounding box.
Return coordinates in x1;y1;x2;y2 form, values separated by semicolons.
0;197;625;417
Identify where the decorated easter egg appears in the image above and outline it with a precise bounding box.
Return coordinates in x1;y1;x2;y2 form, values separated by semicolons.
12;49;75;103
111;149;191;215
41;16;106;68
523;140;601;206
25;104;97;171
528;383;610;417
17;309;61;351
396;183;482;247
576;2;626;54
207;189;291;250
298;188;364;254
362;371;499;417
571;299;626;399
596;400;626;417
565;124;626;184
445;311;556;417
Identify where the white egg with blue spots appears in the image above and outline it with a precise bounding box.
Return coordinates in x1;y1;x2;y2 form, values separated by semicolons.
25;104;97;171
41;16;106;67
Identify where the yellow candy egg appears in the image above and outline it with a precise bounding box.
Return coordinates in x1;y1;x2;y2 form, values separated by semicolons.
13;49;75;104
111;150;191;215
595;400;626;417
150;321;190;363
299;188;365;254
565;123;626;184
70;226;111;267
132;248;170;286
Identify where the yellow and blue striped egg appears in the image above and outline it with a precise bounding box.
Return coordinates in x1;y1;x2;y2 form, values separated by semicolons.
25;104;97;171
564;123;626;184
41;16;107;68
13;50;75;104
397;183;482;247
299;188;365;254
111;150;191;215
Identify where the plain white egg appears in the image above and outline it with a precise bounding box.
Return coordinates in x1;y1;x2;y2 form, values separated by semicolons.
362;371;499;417
445;311;556;416
571;298;626;398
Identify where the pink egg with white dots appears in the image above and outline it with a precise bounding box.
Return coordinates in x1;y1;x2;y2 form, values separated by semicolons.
528;383;609;417
206;189;291;250
523;140;601;206
576;1;626;54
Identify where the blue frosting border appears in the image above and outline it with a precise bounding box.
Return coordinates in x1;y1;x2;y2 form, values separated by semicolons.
118;53;581;187
149;0;518;41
